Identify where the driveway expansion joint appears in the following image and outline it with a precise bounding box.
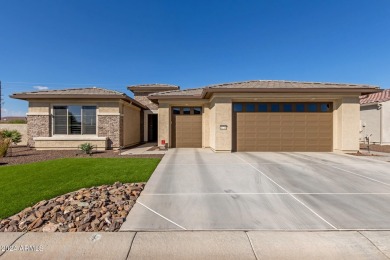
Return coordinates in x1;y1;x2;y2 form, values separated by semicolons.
245;232;259;260
290;153;390;187
233;153;338;230
358;231;390;260
126;232;137;260
137;201;187;230
0;232;26;257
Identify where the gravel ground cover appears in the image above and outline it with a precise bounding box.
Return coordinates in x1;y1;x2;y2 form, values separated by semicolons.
0;147;162;232
1;146;163;166
0;157;160;218
360;143;390;153
347;151;382;156
0;182;144;232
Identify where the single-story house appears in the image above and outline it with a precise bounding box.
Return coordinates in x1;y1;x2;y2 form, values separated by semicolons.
11;80;380;152
360;89;390;145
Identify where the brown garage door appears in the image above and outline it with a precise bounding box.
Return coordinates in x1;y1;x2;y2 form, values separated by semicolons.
234;102;333;152
172;107;202;148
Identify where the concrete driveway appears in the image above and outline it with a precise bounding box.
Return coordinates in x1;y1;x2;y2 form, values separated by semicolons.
121;149;390;231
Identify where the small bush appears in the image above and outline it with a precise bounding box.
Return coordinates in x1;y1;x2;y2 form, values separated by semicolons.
0;137;11;158
1;130;22;145
79;143;94;155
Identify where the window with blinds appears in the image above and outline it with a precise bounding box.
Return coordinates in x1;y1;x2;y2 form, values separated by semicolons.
53;106;97;135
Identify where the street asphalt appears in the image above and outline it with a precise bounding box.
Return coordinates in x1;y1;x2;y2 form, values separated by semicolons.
121;149;390;231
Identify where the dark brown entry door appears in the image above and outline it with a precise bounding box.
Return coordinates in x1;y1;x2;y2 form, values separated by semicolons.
148;114;158;142
172;107;202;148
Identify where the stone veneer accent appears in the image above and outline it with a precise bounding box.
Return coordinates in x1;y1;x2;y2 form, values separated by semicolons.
98;115;121;149
27;115;51;147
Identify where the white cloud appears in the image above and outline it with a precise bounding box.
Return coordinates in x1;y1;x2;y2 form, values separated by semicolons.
33;86;49;90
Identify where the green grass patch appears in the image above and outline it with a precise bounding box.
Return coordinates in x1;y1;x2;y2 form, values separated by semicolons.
0;158;160;219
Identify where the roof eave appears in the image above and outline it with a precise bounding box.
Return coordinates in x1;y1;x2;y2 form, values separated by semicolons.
147;88;381;101
128;86;179;91
360;102;382;106
148;95;203;100
204;88;381;98
10;94;147;109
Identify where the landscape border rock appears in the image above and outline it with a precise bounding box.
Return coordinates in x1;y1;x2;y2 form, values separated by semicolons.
0;182;145;232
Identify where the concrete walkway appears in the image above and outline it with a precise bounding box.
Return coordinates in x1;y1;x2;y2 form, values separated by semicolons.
120;143;166;155
1;231;389;259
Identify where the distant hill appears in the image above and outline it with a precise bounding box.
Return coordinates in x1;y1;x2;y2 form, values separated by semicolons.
0;116;27;123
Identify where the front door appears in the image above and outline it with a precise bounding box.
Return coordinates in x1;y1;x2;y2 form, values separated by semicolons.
148;114;158;142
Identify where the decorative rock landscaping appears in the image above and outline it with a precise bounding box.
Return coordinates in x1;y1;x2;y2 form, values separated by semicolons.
0;182;145;232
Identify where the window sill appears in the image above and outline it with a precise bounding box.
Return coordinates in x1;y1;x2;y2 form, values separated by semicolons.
34;136;107;141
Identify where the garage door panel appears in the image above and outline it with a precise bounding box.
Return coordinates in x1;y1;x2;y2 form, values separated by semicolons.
174;114;202;148
255;128;270;134
281;121;295;127
236;111;332;152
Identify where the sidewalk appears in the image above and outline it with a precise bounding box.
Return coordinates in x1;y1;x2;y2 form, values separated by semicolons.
120;143;166;156
1;231;389;259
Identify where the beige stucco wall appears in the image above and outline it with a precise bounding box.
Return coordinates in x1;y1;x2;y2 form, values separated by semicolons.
28;102;50;115
98;102;120;114
210;97;233;152
209;99;216;150
27;100;119;115
335;97;361;151
360;104;381;143
382;101;390;144
158;103;170;147
202;104;210;147
361;101;390;145
122;102;141;147
333;99;342;151
0;124;28;145
34;137;107;150
158;92;363;152
143;110;153;142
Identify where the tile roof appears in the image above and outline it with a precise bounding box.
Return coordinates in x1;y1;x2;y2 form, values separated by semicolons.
148;80;379;97
148;87;204;97
11;87;146;109
360;89;390;104
12;87;126;96
205;80;378;89
128;84;179;89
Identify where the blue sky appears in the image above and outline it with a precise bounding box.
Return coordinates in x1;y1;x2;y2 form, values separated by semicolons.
1;0;390;116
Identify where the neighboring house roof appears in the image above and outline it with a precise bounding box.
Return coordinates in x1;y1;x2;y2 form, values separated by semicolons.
148;80;380;100
360;89;390;105
10;87;146;109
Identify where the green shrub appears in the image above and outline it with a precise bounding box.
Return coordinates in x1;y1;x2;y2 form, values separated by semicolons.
79;143;94;155
1;129;22;145
0;137;11;158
